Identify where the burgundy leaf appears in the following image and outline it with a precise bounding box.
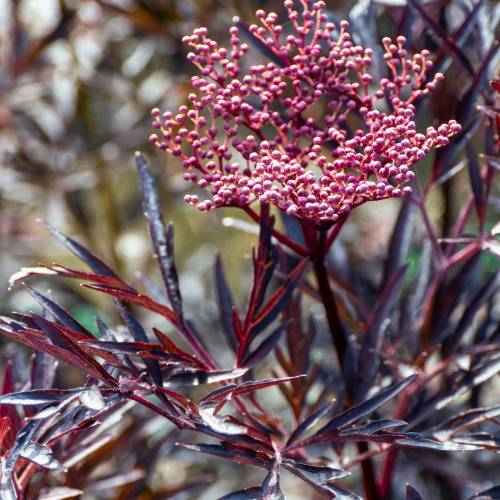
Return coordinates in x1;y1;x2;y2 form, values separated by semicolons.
38;487;84;499
286;401;335;446
243;323;288;368
406;484;424;500
24;286;93;338
469;485;500;500
397;434;480;451
315;376;416;437
282;460;357;499
250;259;308;337
382;199;415;287
443;272;499;354
32;315;116;384
200;376;303;406
164;368;247;388
215;254;238;352
219;487;268;500
0;389;82;406
176;442;269;467
135;152;184;319
83;284;177;323
0;417;11;449
152;328;205;368
356;266;407;400
40;220;122;280
339;419;407;436
466;141;486;224
114;302;163;387
20;441;66;471
30;351;57;390
0;323;111;381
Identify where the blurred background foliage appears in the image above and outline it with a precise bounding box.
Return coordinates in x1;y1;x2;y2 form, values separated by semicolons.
0;0;498;498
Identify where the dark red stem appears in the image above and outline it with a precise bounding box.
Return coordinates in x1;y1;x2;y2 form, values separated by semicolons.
244;206;310;256
305;225;382;500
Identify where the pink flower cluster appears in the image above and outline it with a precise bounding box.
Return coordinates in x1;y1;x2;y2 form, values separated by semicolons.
149;0;461;225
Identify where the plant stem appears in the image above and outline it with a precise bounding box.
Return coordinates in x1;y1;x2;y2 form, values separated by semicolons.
380;446;399;498
311;255;347;366
358;441;383;500
307;228;382;500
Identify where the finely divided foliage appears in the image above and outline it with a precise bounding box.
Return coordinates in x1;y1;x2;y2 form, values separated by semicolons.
1;0;499;499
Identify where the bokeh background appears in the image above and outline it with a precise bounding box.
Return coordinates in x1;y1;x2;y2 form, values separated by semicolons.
0;0;498;498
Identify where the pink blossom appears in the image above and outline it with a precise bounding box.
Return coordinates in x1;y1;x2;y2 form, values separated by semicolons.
150;0;461;225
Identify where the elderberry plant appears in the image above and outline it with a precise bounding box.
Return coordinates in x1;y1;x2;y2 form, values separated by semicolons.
0;1;499;499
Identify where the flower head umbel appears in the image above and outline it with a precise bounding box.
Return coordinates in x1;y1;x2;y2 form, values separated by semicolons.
149;0;460;225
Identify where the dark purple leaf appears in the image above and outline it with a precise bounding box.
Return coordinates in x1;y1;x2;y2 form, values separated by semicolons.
32;313;77;353
215;255;238;352
250;259;308;337
219;487;267;500
406;484;424;500
466;140;486;223
444;272;499;353
382;199;415;287
409;357;500;429
215;466;283;499
31;315;115;383
79;385;105;411
243;323;287;368
193;420;272;453
114;302;163;387
176;442;269;467
282;460;357;499
135;152;183;319
80;339;168;358
201;376;303;406
252;205;278;312
286;401;335;446
24;286;93;338
84;284;177;323
397;433;480;451
38;487;84;499
261;467;283;500
469;485;500;500
0;322;107;379
339;419;407;436
4;419;39;474
40;220;122;280
165;368;247;388
30;350;57;390
282;460;349;482
316;376;416;436
435;159;467;185
20;442;66;471
356;266;407;401
0;389;82;406
280;211;306;248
